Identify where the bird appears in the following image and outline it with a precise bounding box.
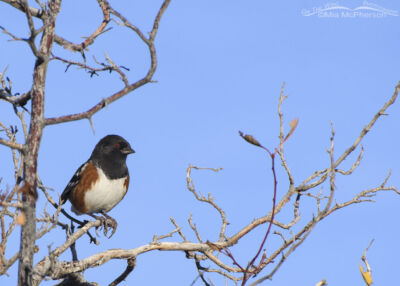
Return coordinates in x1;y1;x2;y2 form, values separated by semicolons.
61;134;135;237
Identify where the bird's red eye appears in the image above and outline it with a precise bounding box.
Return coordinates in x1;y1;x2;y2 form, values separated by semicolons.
114;143;120;149
119;141;127;149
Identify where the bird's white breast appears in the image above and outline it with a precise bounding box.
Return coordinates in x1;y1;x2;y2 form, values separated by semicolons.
83;167;127;213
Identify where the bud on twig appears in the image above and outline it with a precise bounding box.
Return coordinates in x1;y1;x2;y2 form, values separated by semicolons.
238;131;261;147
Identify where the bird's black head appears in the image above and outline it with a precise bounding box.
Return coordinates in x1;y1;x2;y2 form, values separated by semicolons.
91;135;135;179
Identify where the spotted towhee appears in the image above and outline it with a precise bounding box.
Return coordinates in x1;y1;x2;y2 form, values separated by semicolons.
61;134;135;237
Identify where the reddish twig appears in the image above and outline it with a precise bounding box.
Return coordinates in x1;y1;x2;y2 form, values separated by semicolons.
234;137;277;284
245;150;277;278
234;119;298;285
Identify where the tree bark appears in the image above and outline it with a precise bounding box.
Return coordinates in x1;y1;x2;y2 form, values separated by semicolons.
18;1;61;285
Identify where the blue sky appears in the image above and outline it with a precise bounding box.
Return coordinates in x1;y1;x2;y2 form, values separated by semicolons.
1;0;399;285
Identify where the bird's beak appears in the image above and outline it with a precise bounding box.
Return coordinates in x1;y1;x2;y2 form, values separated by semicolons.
121;147;135;154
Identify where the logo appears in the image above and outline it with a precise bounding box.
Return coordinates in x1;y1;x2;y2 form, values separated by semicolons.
301;1;398;18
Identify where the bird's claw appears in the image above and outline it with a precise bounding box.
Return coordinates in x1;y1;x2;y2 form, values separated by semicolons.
91;213;118;238
102;217;117;238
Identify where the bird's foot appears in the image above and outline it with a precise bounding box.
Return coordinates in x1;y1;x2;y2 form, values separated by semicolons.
101;212;118;238
90;213;118;238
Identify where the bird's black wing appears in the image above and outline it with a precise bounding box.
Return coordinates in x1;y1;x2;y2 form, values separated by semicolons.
61;162;87;204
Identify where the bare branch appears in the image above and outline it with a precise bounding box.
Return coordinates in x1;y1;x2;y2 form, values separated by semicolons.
29;0;111;53
0;0;43;18
109;12;148;45
109;257;136;286
0;138;24;151
186;165;227;242
152;226;182;243
35;242;215;280
188;213;203;243
0;25;24;42
104;52;129;86
334;81;400;168
170;217;188;241
44;0;172;126
336;145;364;175
276;83;295;186
38;182;99;244
322;122;336;214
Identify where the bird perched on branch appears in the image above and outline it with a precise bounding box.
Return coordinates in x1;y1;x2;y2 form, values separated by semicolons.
61;134;135;237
